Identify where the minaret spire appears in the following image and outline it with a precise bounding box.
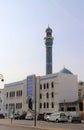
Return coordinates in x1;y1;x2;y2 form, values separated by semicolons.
44;26;54;75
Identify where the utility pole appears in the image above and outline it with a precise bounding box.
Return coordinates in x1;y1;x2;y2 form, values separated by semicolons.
34;77;36;126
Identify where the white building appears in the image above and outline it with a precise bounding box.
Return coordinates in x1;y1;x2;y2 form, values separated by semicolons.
3;67;79;116
3;80;27;116
78;81;84;111
37;67;78;113
3;75;36;116
0;89;4;114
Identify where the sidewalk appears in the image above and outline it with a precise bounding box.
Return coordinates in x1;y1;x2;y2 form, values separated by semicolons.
0;119;71;130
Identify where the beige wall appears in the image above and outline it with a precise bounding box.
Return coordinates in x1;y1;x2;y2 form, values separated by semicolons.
3;80;28;116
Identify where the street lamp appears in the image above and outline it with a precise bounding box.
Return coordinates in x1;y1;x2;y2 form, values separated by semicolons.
34;77;36;126
0;74;4;82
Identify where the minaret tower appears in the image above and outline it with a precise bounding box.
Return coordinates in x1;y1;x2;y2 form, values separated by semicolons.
44;26;54;75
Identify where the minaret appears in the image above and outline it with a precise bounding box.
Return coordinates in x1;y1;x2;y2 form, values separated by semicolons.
44;26;54;75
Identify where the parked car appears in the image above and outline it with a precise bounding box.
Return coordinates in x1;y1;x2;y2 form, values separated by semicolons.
13;113;20;120
68;115;82;123
0;114;5;119
37;113;45;120
25;114;33;120
19;112;27;120
44;113;52;121
46;112;68;122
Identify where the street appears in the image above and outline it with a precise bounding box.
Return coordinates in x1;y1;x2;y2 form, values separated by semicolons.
0;119;84;130
12;119;84;130
0;126;36;130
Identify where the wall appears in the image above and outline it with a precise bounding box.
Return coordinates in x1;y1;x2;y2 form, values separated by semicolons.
58;73;78;103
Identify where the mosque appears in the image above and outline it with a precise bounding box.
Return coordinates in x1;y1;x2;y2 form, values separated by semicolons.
3;27;79;116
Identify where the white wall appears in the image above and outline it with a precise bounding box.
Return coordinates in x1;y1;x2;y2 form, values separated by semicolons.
58;73;78;103
0;89;4;114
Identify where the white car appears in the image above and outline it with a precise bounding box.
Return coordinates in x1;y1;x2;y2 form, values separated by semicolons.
25;114;33;120
44;113;52;121
46;112;68;122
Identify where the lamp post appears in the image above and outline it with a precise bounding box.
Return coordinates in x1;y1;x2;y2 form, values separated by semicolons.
34;77;36;127
0;74;4;82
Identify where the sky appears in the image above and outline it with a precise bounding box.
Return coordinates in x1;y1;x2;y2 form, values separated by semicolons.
0;0;84;88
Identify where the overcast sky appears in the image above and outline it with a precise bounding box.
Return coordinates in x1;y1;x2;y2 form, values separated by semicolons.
0;0;84;88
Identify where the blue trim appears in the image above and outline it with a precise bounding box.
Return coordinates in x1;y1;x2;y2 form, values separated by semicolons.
27;76;33;97
40;75;57;81
5;82;23;88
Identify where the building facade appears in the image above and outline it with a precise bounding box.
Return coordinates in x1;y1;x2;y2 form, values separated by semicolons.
37;68;78;114
78;82;84;110
0;89;4;114
3;68;79;116
3;80;27;116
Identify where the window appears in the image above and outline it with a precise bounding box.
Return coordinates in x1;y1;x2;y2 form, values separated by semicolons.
13;92;14;97
47;32;51;36
19;91;20;96
61;107;64;111
16;103;22;109
44;83;46;89
46;92;49;98
67;107;76;111
51;92;54;98
9;91;15;97
51;82;54;88
21;90;22;96
47;102;49;108
16;91;18;96
40;94;42;99
9;104;15;112
6;104;8;110
16;90;22;97
40;103;42;108
6;92;8;98
47;83;49;88
44;102;46;108
51;102;54;108
10;92;11;97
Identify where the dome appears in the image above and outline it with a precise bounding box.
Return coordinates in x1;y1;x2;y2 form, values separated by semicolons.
45;26;52;32
60;67;73;75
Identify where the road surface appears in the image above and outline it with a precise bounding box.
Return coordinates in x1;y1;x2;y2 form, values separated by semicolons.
0;119;84;130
